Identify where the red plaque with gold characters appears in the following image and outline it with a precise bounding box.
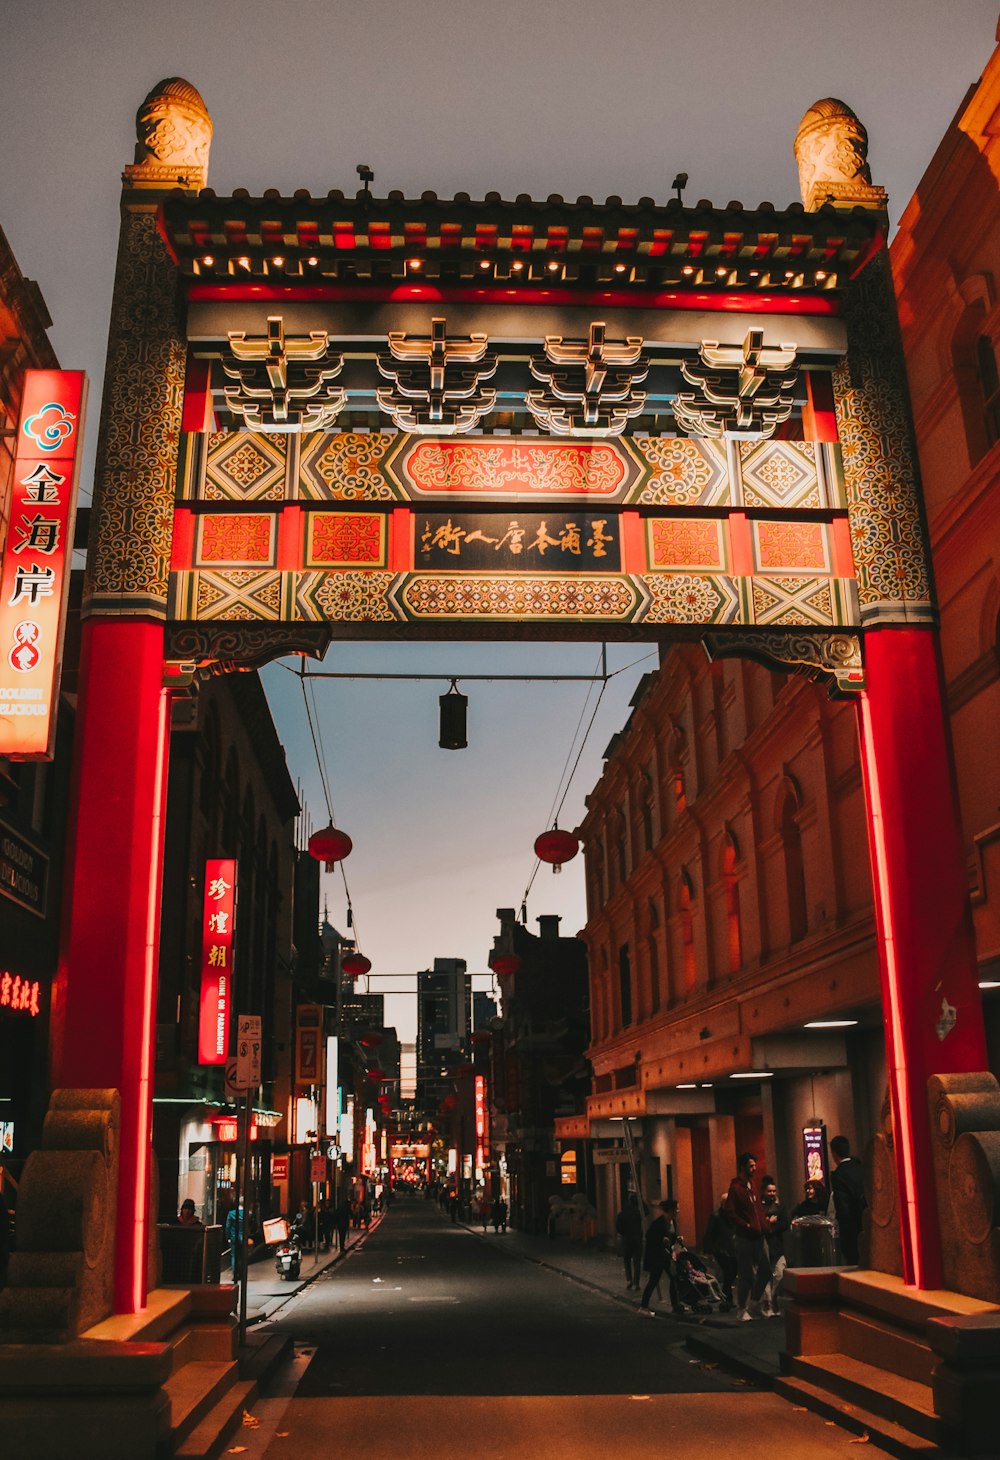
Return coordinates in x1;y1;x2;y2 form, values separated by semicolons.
0;370;87;759
197;858;237;1065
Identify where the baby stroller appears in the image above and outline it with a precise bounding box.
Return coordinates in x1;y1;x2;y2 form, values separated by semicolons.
670;1239;727;1313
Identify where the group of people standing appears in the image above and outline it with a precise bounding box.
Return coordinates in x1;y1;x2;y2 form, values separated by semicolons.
618;1134;867;1321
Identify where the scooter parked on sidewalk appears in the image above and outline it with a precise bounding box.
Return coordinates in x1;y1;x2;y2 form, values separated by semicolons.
275;1232;301;1280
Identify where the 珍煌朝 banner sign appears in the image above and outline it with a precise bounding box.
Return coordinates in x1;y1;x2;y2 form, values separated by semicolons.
0;370;87;759
198;858;237;1065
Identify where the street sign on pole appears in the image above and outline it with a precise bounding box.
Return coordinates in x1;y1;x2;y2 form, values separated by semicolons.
310;1154;328;1184
236;1014;262;1088
224;1057;251;1097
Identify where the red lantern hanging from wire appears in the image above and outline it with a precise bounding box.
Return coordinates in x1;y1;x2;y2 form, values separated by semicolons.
342;952;371;979
489;952;522;978
308;824;353;871
534;825;579;873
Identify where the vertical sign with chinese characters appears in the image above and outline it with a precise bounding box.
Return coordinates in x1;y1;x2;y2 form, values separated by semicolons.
198;859;237;1065
474;1073;487;1177
0;370;87;760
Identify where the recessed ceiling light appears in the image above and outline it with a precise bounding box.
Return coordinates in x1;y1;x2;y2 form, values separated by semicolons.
731;1071;773;1079
614;261;627;273
307;256;319;266
479;259;491;270
408;257;423;271
979;980;1000;990
682;265;695;276
237;256;251;269
676;1083;697;1089
201;254;214;266
804;1019;859;1028
511;260;524;272
547;260;560;272
272;255;284;267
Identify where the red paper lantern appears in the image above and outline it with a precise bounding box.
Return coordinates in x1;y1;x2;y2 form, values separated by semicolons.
489;952;522;978
342;953;371;978
308;824;353;870
534;826;579;873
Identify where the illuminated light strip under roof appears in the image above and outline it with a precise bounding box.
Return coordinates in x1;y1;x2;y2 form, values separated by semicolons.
804;1019;859;1028
730;1071;773;1079
979;980;1000;990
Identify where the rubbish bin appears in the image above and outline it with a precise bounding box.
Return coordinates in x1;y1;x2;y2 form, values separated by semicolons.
789;1214;838;1267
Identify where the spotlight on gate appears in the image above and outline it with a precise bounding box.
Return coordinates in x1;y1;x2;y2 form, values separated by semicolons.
439;679;468;750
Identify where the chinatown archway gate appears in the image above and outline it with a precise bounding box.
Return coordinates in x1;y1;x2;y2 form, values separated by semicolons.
48;80;990;1314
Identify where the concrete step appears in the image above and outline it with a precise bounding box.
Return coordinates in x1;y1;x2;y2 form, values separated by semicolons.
239;1332;293;1387
774;1373;947;1460
840;1308;937;1387
174;1378;257;1460
783;1351;945;1444
164;1359;239;1447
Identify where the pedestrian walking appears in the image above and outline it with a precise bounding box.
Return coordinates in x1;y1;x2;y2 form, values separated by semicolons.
724;1152;769;1320
448;1190;459;1224
616;1194;643;1290
638;1198;680;1316
491;1195;507;1233
334;1197;351;1252
177;1198;202;1226
701;1193;737;1311
759;1175;789;1317
224;1201;247;1281
830;1135;867;1264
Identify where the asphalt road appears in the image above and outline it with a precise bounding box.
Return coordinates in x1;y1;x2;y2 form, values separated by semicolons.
246;1199;869;1459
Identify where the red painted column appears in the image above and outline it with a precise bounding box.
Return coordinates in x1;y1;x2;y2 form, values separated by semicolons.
51;617;171;1313
857;627;987;1289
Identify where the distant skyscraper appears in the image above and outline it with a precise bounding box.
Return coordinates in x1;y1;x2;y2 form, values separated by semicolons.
416;957;469;1105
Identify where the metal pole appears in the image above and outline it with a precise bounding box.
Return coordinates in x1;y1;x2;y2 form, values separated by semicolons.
237;1090;251;1348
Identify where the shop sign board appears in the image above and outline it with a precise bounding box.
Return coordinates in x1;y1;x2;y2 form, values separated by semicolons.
197;858;237;1065
803;1123;829;1187
0;370;87;759
236;1013;261;1087
271;1154;288;1181
310;1154;327;1184
0;818;48;917
295;1004;323;1085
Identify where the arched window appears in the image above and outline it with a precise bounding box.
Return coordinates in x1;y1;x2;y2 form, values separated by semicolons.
779;786;808;944
679;870;697;995
647;897;662;1014
669;724;688;814
723;830;742;973
978;335;1000;447
618;944;633;1028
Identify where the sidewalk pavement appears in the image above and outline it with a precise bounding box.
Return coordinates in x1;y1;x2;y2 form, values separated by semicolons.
242;1217;382;1326
459;1215;784;1386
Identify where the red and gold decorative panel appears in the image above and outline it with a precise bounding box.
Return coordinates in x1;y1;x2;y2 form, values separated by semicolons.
203;430;287;501
390;572;644;622
299;432;396;501
382;436;643;502
753;520;830;575
647;519;726;571
306;512;386;568
197;513;276;566
630;436;730;507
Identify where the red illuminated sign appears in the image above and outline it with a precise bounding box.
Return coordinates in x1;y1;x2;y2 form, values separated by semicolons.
214;1114;258;1143
0;971;41;1016
475;1073;487;1172
271;1154;288;1181
197;858;237;1065
0;370;87;760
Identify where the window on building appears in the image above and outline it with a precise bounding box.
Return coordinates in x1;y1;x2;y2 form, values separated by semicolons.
779;788;808;944
618;944;632;1027
979;334;1000;448
723;830;742;973
647;897;662;1013
679;870;697;995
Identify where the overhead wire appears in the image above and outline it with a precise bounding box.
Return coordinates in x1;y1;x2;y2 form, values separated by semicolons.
298;666;361;951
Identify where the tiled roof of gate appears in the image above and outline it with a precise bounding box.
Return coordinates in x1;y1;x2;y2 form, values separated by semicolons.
160;189;883;293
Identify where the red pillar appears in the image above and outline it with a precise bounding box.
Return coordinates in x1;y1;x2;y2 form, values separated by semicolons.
51;617;170;1313
857;627;987;1289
